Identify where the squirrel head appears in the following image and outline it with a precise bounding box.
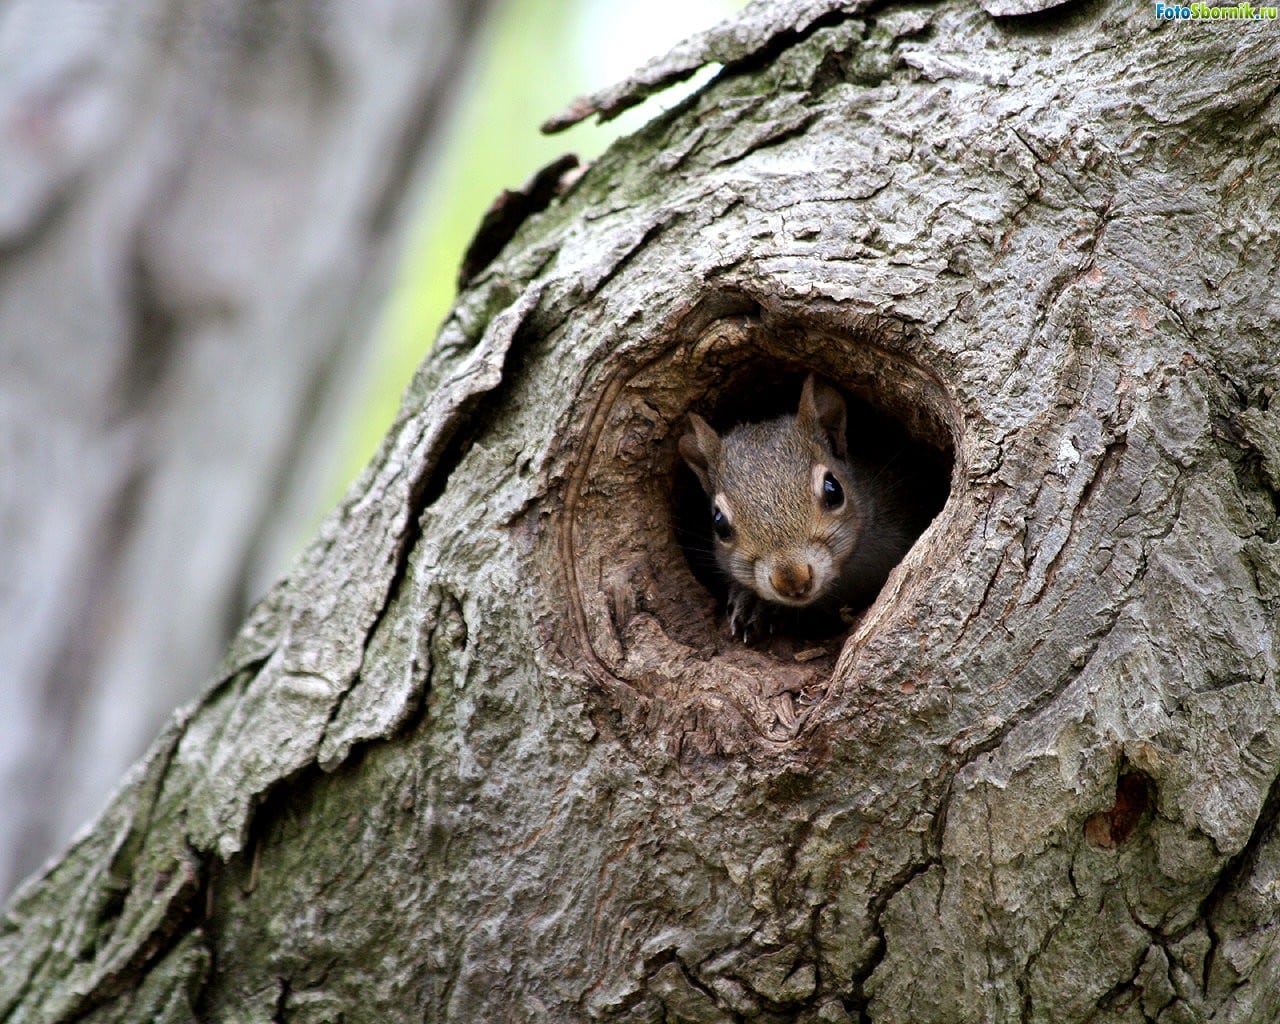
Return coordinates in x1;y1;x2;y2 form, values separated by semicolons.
679;374;863;608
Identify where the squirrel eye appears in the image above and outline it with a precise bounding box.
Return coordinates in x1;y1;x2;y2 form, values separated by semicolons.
822;471;844;510
711;504;734;542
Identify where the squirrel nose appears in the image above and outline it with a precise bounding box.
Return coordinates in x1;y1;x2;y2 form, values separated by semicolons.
770;563;813;600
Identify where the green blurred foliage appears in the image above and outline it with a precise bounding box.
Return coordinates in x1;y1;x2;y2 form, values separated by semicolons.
338;0;742;491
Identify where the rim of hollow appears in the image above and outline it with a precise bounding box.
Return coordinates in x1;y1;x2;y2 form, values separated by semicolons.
554;294;962;752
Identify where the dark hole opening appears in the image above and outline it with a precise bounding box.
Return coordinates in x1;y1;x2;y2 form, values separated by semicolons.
673;362;953;643
1084;770;1155;849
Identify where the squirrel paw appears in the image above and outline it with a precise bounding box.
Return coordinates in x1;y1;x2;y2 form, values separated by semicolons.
726;585;771;644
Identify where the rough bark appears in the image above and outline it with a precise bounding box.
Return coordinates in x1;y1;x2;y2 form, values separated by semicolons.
4;0;1280;1022
0;0;487;895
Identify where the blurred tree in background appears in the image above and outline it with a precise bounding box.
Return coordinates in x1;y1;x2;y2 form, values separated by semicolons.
347;0;739;488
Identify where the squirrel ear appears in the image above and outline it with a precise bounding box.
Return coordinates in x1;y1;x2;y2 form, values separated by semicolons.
798;374;848;460
679;413;721;494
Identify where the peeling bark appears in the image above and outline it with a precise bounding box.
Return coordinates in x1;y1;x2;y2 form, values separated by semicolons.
3;1;1280;1022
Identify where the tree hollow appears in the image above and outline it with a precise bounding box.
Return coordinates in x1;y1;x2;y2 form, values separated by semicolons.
555;293;960;756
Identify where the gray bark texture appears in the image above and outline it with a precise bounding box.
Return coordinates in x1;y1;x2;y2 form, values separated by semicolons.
0;0;487;896
4;0;1280;1021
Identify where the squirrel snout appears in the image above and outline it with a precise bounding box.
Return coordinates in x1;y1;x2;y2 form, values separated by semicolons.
769;563;814;601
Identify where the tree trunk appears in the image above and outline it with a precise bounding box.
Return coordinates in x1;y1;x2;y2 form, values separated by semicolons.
0;0;488;895
4;1;1280;1021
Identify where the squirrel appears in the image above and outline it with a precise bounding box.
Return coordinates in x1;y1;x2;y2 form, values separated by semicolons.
679;373;917;641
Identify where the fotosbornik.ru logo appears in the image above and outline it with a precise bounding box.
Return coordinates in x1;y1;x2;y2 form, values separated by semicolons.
1155;1;1278;17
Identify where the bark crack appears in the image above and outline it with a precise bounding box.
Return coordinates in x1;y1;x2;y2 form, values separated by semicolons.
270;975;291;1024
1197;763;1280;1003
61;854;204;1022
1033;435;1129;604
1018;898;1075;1024
847;857;936;1022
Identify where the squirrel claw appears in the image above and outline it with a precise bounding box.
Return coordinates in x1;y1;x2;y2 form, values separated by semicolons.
726;585;769;644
